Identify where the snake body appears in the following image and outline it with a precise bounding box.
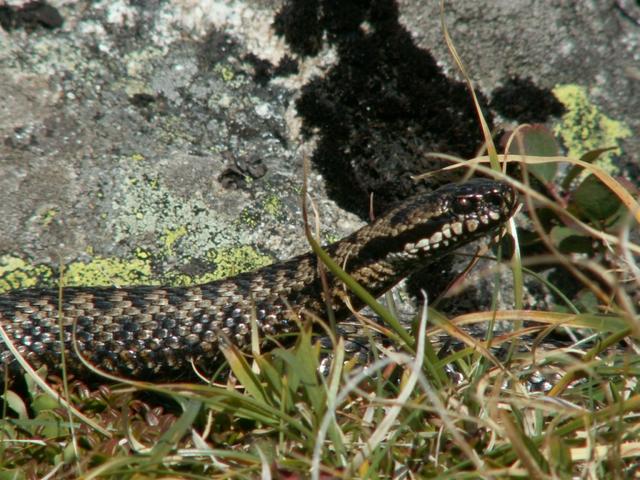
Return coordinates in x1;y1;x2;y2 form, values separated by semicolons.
0;179;517;380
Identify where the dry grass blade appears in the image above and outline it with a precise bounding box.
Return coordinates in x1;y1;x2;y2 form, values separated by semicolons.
439;0;499;171
445;154;640;223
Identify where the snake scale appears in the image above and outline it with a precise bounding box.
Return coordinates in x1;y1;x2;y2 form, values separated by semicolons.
0;179;517;380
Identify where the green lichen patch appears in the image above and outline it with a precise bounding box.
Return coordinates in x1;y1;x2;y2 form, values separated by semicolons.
202;246;272;281
553;84;632;173
100;157;283;287
236;186;288;230
163;225;188;256
0;246;273;292
216;64;235;82
263;193;283;218
40;208;59;227
62;252;158;287
159;246;273;286
0;250;161;293
0;256;53;293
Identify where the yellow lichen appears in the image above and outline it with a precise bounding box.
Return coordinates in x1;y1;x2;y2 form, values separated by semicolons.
238;207;259;228
264;193;283;217
0;256;53;293
163;225;188;256
553;84;632;173
40;208;59;227
62;254;157;287
203;246;272;280
219;65;235;82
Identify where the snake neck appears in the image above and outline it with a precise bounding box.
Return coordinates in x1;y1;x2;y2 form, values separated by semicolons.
279;179;517;319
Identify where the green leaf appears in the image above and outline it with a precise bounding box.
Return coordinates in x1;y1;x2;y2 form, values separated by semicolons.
33;411;67;439
549;226;594;254
220;341;270;406
570;174;623;223
32;393;60;414
3;390;27;420
562;146;617;189
254;354;287;406
291;326;322;390
548;434;572;477
508;409;550;473
149;398;202;462
273;333;325;416
508;125;559;182
574;290;600;313
0;470;25;480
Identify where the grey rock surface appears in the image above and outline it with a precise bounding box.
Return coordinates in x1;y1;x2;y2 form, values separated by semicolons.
0;0;362;290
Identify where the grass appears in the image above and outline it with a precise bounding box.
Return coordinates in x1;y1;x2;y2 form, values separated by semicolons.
1;4;639;480
0;151;637;478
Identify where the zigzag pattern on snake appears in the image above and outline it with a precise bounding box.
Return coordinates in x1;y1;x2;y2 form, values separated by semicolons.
0;179;518;380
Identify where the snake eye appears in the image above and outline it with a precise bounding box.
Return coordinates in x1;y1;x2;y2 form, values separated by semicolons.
485;192;504;209
453;196;478;215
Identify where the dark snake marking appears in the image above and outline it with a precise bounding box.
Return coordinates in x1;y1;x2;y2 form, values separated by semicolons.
0;179;518;380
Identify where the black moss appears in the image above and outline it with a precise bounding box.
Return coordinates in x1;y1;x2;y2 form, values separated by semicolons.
274;0;491;218
491;77;566;124
0;1;63;32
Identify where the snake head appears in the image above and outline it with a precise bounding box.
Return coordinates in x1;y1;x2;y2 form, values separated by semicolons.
359;178;519;266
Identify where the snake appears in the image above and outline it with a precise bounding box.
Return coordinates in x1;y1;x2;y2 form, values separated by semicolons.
0;179;517;381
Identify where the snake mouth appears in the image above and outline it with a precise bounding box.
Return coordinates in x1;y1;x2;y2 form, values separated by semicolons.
403;179;517;257
359;179;518;264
